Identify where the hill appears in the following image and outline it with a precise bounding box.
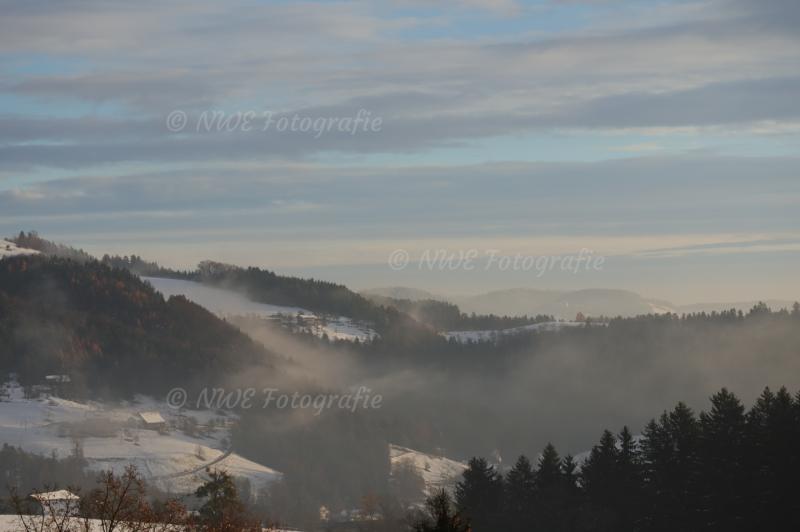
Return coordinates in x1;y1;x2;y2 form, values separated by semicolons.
0;255;278;398
0;380;281;494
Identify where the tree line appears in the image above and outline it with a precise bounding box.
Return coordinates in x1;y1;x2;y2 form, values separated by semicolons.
416;387;800;532
363;294;555;332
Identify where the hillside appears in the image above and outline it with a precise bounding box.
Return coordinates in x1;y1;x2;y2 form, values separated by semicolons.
0;239;39;258
145;277;377;342
389;444;467;497
9;234;431;343
0;379;281;494
0;255;279;397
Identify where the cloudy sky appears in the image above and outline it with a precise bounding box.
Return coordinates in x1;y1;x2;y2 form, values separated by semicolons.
1;0;798;303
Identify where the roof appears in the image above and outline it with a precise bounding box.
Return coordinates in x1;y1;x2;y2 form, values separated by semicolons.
138;411;166;424
30;490;80;502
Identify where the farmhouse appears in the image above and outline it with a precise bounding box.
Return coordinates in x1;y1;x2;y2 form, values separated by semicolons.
137;411;167;430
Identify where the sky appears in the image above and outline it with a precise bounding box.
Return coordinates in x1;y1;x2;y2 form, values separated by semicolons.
1;0;798;304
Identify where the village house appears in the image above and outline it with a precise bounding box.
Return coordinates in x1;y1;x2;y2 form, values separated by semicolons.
30;490;80;516
137;411;167;430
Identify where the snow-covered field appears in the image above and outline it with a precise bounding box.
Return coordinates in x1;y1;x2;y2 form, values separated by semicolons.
442;320;586;343
0;381;280;495
144;277;377;342
0;240;38;257
0;515;302;532
389;444;467;496
0;515;97;532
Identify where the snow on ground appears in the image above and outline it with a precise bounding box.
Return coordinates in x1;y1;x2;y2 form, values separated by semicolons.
648;302;673;314
442;320;587;343
0;240;39;257
144;277;377;342
0;515;93;532
389;444;467;496
0;381;280;495
143;277;307;317
301;317;376;342
0;515;305;532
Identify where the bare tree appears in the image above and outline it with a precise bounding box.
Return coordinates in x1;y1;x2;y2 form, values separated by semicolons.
11;465;266;532
12;466;192;532
81;466;152;532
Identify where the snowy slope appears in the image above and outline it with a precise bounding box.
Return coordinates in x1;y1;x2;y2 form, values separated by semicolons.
0;240;39;257
144;277;377;342
143;277;307;317
0;381;280;494
442;320;587;343
389;444;467;496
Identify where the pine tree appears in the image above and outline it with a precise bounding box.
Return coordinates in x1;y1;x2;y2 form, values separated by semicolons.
698;389;747;531
504;455;536;532
455;457;503;532
194;468;251;530
561;455;582;532
616;426;643;531
580;430;619;532
641;402;700;532
746;386;800;529
534;443;566;532
536;443;562;488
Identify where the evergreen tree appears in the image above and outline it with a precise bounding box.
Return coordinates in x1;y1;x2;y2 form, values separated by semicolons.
641;402;700;532
455;457;503;532
560;455;582;532
534;443;566;532
616;426;644;531
504;455;536;532
698;388;747;531
195;468;246;529
745;386;800;529
414;490;469;532
580;430;619;532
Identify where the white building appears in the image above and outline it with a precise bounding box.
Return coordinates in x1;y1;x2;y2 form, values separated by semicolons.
30;490;80;516
137;411;167;430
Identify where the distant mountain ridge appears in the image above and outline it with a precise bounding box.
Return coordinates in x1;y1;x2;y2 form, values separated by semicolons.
362;286;797;319
10;232;796;323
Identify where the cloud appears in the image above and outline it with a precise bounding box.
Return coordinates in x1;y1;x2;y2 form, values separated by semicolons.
460;0;520;15
2;154;797;244
611;142;663;153
2;74;799;170
0;0;797;172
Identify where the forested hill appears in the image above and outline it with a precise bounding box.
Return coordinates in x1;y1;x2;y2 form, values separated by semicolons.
362;294;555;331
0;254;279;398
10;232;437;340
7;233;567;336
195;260;382;323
